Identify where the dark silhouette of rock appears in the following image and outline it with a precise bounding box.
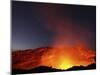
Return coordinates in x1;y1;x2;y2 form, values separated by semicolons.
66;63;96;71
86;63;96;69
12;63;96;74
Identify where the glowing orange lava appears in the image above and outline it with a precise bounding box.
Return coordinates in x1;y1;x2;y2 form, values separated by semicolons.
41;45;96;70
12;45;96;70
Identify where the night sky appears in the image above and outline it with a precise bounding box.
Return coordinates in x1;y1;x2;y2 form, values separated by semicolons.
12;1;96;50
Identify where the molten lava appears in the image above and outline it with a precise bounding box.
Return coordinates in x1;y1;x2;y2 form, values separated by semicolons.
40;46;95;70
12;45;96;70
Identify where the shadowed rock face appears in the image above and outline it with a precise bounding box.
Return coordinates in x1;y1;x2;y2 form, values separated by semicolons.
12;47;53;69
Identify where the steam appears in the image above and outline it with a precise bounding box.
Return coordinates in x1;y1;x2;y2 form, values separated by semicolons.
38;4;89;48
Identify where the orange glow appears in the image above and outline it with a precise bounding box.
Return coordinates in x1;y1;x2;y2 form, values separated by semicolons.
12;44;96;70
41;45;96;70
56;57;73;70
